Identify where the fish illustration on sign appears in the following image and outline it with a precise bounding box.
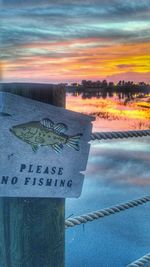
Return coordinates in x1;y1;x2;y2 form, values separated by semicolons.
10;118;82;153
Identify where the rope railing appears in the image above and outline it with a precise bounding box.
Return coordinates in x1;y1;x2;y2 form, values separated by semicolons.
91;129;150;141
65;196;150;228
127;252;150;267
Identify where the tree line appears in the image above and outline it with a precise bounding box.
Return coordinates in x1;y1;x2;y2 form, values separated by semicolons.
67;80;150;99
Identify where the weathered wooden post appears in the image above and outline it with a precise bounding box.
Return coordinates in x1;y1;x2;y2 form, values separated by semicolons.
0;84;65;267
0;83;93;267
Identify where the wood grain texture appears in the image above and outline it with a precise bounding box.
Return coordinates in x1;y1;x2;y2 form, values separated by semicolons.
0;84;65;267
0;83;66;108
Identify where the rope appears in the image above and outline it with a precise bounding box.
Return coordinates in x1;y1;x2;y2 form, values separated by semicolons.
91;130;150;141
127;252;150;267
65;196;150;228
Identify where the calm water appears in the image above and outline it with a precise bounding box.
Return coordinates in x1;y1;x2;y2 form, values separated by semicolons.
66;95;150;267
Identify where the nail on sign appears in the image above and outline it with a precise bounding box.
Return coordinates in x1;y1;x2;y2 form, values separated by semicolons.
0;92;93;198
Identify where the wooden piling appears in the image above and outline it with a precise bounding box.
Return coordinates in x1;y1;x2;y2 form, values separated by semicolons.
0;83;65;267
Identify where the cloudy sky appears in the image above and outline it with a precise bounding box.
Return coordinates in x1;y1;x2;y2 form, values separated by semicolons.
1;0;150;83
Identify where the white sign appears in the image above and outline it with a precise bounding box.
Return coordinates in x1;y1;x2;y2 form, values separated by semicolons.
0;92;93;198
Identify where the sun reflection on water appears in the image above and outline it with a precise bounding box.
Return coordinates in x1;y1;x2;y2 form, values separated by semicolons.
66;94;150;132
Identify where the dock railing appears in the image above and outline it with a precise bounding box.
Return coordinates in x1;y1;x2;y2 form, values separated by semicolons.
66;129;150;267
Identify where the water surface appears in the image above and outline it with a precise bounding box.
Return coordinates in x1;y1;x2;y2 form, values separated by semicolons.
66;95;150;267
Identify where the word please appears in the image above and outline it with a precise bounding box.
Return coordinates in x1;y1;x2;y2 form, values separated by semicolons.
20;164;64;175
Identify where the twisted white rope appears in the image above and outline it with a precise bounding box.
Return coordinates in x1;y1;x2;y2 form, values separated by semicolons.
91;130;150;141
127;252;150;267
65;196;150;228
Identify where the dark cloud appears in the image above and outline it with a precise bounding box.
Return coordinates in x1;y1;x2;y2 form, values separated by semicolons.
1;0;150;61
117;64;147;69
2;0;150;19
1;16;149;45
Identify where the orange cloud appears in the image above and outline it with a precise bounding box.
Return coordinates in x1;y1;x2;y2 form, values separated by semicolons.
0;62;5;80
3;39;150;83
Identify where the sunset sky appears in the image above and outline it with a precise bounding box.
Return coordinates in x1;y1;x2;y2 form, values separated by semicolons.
1;0;150;83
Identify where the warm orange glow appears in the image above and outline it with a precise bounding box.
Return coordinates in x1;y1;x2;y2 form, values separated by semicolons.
66;95;150;131
0;62;4;80
3;40;150;83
